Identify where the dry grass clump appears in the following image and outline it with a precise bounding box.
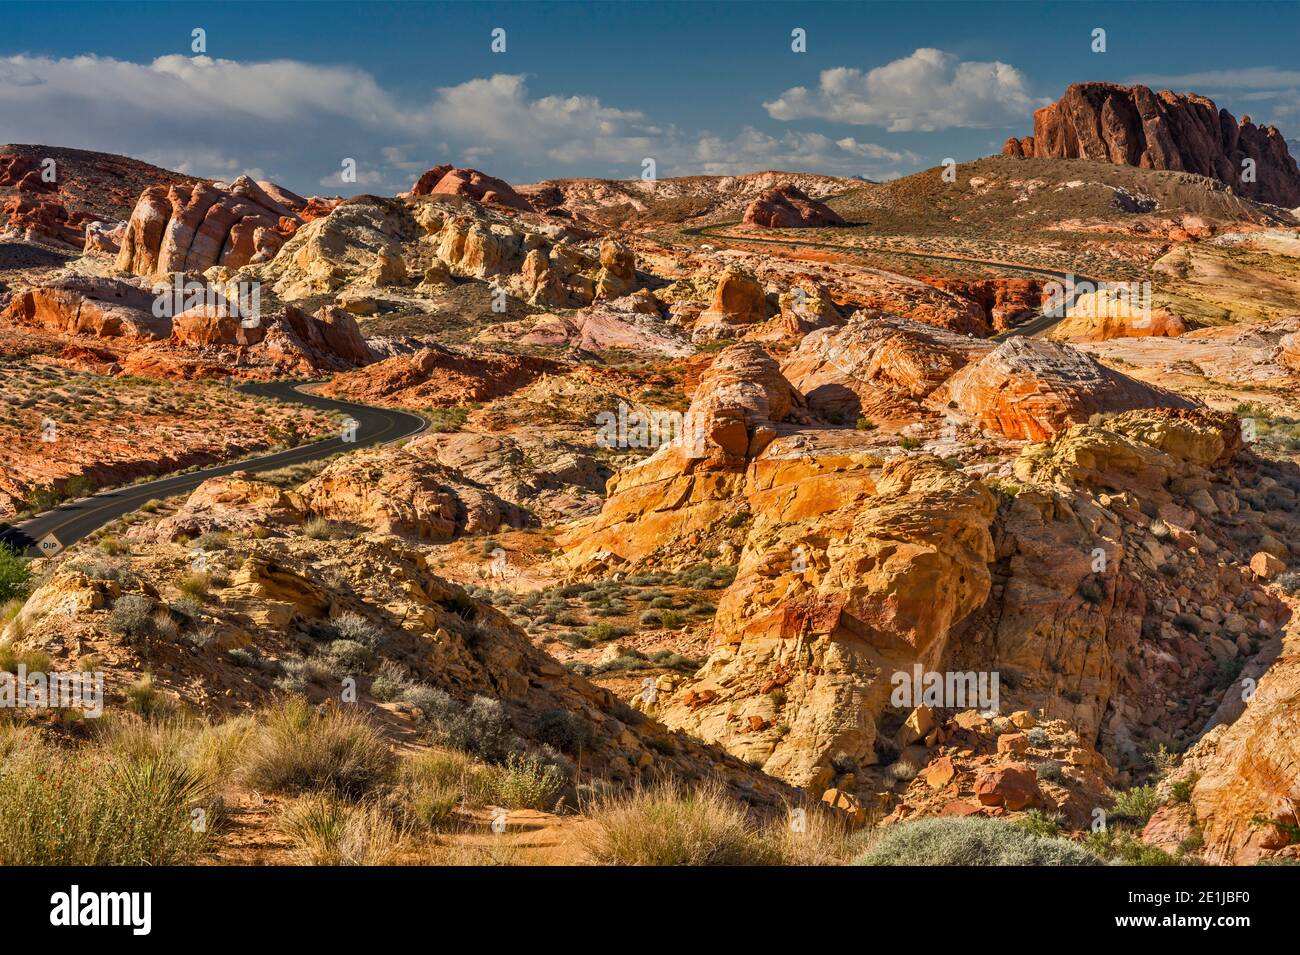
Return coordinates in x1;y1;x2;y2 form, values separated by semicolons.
277;793;406;865
578;781;856;866
398;747;564;832
0;722;224;864
242;696;395;799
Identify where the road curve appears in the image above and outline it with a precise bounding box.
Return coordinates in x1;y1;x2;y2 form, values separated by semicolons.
0;381;426;558
683;221;1093;340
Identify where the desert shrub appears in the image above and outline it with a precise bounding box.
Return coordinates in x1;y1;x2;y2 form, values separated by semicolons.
277;793;404;865
487;753;565;811
533;709;593;754
1034;760;1065;783
0;544;30;603
369;660;409;702
1170;774;1199;804
1017;810;1064;838
1084;827;1182;865
126;674;175;720
1110;785;1161;825
328;639;374;673
195;532;230;551
226;647;257;668
1276;572;1300;596
639;610;662;628
855;817;1101;866
303;517;335;540
0;739;212;864
97;535;127;556
110;594;156;647
658;610;683;628
175;571;211;601
242;696;395;799
424;694;518;763
333;612;383;648
579;782;785;866
0;642;51;675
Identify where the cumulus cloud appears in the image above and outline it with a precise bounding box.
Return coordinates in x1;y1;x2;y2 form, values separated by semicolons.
764;48;1042;132
0;52;919;192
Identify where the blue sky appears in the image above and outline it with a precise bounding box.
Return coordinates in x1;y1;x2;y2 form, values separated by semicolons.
3;0;1299;194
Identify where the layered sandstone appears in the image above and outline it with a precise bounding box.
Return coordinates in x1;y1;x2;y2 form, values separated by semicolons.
930;337;1199;440
1002;83;1300;207
742;184;846;229
409;164;532;212
116;175;303;276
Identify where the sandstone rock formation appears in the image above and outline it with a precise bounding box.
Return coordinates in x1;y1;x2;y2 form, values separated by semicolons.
660;454;997;789
1;144;195;250
116;176;304;276
409;164;532;212
560;342;808;567
1;274;374;376
781;313;992;425
1002;83;1300;207
692;267;769;343
930;337;1199;440
323;344;558;407
742;184;846;228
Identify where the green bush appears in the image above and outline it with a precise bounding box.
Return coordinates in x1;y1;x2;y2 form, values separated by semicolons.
328;639;375;673
0;544;29;603
533;709;593;754
854;817;1102;866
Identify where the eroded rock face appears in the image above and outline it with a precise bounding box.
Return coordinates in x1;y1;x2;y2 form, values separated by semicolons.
116;176;303;276
1;274;374;376
299;437;533;540
692;268;769;343
742;185;846;228
930;337;1199;440
409;164;532;212
323;344;557;407
782;313;992;425
1;275;168;340
660;455;997;789
922;278;1047;334
559;342;808;567
1003;83;1300;207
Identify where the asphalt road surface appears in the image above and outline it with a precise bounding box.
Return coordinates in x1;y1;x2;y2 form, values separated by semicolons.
0;380;426;558
684;222;1093;340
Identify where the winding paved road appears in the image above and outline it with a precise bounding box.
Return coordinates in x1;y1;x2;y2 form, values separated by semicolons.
683;221;1093;340
0;381;426;558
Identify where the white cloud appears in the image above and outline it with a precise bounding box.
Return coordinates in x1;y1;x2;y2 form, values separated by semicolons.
1127;68;1300;90
764;48;1042;132
687;128;919;177
0;52;918;192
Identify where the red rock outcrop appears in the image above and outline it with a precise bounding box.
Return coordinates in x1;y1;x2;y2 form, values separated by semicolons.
922;278;1049;333
1002;83;1300;207
1;144;195;250
781;313;992;425
742;184;846;228
323;344;559;407
408;165;531;212
116;176;303;276
559;342;809;567
929;337;1199;440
